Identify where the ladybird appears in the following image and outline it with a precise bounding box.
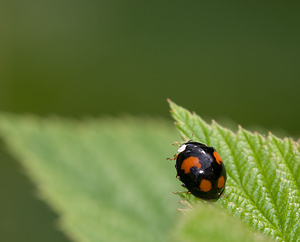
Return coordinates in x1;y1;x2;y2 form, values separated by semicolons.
175;141;226;200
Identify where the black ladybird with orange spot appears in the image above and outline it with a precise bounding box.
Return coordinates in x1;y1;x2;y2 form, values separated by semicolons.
176;141;227;200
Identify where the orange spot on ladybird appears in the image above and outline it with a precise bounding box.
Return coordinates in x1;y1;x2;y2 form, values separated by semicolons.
199;179;212;192
217;176;225;189
213;151;222;165
181;156;201;174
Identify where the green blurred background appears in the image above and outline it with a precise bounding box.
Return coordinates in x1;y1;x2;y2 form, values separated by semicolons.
1;1;299;241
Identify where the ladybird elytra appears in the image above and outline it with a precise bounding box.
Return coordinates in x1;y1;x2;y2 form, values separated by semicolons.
199;179;212;192
181;156;201;174
217;176;225;189
175;141;227;200
213;151;222;165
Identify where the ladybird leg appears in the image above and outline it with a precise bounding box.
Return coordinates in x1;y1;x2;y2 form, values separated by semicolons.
166;154;178;161
221;193;228;199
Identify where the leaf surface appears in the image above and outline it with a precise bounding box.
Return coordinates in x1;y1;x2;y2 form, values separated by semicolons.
172;205;273;242
0;115;181;242
168;99;300;242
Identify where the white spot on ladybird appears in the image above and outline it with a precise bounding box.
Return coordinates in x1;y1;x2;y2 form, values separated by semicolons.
178;144;187;153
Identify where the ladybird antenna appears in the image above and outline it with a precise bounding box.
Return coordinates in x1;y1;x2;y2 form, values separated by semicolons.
172;141;181;147
184;133;194;143
180;133;194;143
190;132;194;140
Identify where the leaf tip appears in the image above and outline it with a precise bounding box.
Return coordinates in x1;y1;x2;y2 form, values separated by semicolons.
167;98;176;113
167;98;174;107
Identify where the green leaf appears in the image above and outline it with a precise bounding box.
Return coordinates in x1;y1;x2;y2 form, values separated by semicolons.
0;114;181;242
172;205;273;242
168;99;300;242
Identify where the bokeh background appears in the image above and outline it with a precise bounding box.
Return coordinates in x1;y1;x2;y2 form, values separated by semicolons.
1;1;299;241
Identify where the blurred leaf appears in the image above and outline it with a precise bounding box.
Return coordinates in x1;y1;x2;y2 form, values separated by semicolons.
0;114;181;242
168;99;300;242
172;205;272;242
